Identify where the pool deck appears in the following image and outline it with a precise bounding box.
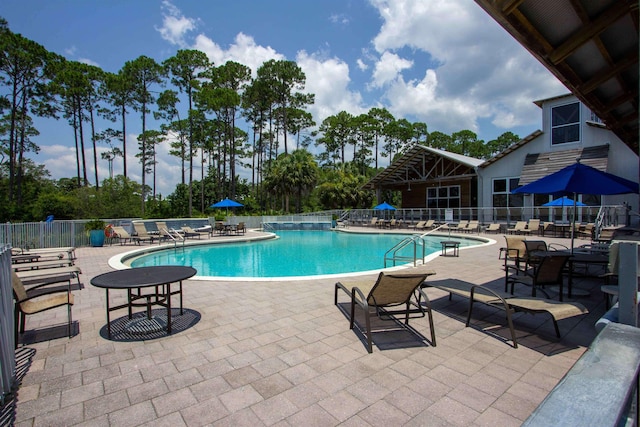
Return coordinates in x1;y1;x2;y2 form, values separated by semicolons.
8;228;609;426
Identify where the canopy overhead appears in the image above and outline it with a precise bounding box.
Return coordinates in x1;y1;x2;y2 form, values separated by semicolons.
475;0;639;153
513;161;639;197
373;202;396;211
543;197;587;207
210;198;244;209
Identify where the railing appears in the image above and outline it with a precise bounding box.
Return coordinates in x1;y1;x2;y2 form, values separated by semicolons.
0;207;632;250
158;228;185;249
384;235;425;267
523;322;639;427
0;244;15;406
383;223;449;267
261;215;332;230
343;205;632;229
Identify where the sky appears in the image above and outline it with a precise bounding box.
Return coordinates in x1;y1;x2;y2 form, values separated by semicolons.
1;0;567;196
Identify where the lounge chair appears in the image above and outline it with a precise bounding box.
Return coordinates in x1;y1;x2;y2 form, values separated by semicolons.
133;223;156;244
111;226;134;245
181;226;210;239
507;221;530;235
527;219;541;235
441;220;467;232
577;223;595;240
485;223;501;233
412;221;426;231
156;222;184;243
461;220;479;233
506;253;572;298
12;271;75;347
423;219;435;230
12;258;75;271
367;217;378;227
17;247;76;261
334;272;436;353
16;265;82;286
425;278;588;348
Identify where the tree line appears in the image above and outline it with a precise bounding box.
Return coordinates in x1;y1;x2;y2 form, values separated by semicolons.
0;17;520;222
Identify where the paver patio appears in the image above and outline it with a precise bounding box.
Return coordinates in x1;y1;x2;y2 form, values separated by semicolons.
6;229;607;426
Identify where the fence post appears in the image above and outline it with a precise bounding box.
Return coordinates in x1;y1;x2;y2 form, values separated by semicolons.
618;242;639;327
0;244;16;405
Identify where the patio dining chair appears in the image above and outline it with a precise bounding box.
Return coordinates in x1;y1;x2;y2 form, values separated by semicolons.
12;271;75;348
505;254;571;299
334;272;436;353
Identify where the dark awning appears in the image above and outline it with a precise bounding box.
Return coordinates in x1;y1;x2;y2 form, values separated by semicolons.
474;0;638;153
518;144;609;186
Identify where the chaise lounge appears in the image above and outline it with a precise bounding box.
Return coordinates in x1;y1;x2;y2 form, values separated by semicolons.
424;278;588;348
334;272;436;353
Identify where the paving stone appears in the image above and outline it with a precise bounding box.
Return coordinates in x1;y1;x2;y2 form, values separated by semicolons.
12;233;604;426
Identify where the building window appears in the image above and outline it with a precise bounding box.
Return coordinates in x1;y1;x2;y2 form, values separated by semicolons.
551;102;580;145
492;177;523;207
427;185;460;208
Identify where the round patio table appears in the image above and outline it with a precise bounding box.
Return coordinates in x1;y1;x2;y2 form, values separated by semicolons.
91;266;197;338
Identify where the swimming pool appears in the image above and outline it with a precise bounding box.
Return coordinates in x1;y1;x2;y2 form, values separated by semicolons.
124;230;487;280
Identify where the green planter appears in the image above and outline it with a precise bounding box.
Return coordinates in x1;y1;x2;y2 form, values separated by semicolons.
89;229;105;247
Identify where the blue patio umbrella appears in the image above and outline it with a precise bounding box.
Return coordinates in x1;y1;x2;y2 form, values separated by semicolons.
210;198;244;216
373;202;396;211
513;162;638;197
513;161;639;251
542;196;587;207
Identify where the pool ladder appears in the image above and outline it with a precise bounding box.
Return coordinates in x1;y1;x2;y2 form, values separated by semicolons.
384;235;426;267
383;224;447;267
160;228;185;248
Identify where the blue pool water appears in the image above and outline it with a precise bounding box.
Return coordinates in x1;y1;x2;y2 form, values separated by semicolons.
129;230;479;278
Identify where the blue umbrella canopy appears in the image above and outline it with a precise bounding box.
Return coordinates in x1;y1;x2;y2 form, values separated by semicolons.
542;196;587;207
373;202;396;210
513;161;638;252
210;198;244;208
512;162;639;196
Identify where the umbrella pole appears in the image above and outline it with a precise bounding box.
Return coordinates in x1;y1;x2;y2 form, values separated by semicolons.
570;193;576;253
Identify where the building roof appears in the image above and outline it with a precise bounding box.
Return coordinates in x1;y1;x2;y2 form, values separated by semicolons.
474;0;639;153
364;145;483;189
518;144;610;185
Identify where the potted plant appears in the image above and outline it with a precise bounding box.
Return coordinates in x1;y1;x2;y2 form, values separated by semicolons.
85;219;106;247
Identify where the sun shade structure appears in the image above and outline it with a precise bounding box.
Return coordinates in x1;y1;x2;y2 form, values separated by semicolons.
210;198;244;208
474;0;638;152
543;197;587;207
373;202;396;210
512;162;639;197
210;198;244;216
513;161;639;251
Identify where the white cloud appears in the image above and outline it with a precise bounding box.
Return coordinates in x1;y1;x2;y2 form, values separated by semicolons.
329;14;350;25
296;50;364;123
356;58;368;71
156;0;198;47
370;51;413;88
368;0;564;135
193;32;284;75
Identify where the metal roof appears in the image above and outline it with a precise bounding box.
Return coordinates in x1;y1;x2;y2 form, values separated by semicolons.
519;144;610;185
364;145;483;189
475;0;639;153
